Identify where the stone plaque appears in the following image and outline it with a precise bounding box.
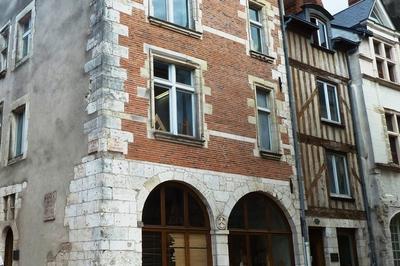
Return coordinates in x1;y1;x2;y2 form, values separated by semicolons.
44;191;57;222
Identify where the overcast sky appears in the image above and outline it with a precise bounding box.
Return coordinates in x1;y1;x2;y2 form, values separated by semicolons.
321;0;349;15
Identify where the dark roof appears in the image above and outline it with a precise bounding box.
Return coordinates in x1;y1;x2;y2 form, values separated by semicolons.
285;14;319;37
332;0;375;28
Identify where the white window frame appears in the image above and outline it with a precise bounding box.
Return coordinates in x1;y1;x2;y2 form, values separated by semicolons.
327;151;351;198
248;3;265;54
14;1;35;67
0;22;10;74
150;0;194;29
152;59;197;137
311;17;329;49
8;104;28;164
317;80;341;124
255;87;273;151
373;39;397;83
385;110;400;164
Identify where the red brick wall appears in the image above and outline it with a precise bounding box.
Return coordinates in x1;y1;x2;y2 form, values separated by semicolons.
119;0;294;180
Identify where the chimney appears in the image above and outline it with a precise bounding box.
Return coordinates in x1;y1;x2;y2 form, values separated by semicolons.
284;0;324;14
348;0;360;5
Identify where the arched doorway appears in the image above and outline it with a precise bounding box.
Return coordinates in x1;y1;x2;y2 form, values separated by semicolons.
4;227;13;266
228;192;294;266
390;213;400;266
142;182;211;266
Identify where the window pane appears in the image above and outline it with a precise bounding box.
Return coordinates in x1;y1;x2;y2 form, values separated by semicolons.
335;155;350;195
317;82;328;119
389;136;399;164
397;116;400;133
228;234;248;266
386;113;394;132
165;186;184;226
143;232;162;266
377;60;384;79
318;22;328;48
385;45;392;59
250;235;269;266
228;201;245;229
249;7;259;22
389;63;396;82
271;235;292;266
250;25;262;52
176;91;194;136
327;154;337;194
167;233;186;265
155;86;170;132
268;203;289;231
327;85;339;122
154;61;169;80
143;187;161;225
22;35;29;58
15;111;24;156
258;111;271;150
257;89;269;109
189;234;207;266
188;193;205;227
152;0;167;20
247;193;268;229
176;66;192;85
173;0;189;27
374;41;381;56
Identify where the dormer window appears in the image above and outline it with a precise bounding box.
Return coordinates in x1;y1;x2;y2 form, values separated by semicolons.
311;17;329;49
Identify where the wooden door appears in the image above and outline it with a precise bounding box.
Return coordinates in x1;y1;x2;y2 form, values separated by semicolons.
4;228;13;266
337;229;358;266
309;227;325;266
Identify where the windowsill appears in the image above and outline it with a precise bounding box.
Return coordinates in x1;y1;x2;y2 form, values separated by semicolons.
375;162;400;172
311;43;335;54
250;50;275;63
321;118;345;128
259;150;282;161
14;55;30;69
7;154;25;166
153;131;205;147
330;194;354;202
148;16;202;39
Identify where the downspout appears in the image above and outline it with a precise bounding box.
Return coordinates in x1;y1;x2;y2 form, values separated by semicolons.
346;49;378;266
277;1;311;266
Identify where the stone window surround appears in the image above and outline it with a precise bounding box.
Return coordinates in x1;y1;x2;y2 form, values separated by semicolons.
145;0;203;38
146;45;208;146
372;38;398;83
384;108;400;164
4;96;30;166
13;1;35;70
0;21;11;75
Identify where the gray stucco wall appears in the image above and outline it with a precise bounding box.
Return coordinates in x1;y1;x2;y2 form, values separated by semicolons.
0;0;90;264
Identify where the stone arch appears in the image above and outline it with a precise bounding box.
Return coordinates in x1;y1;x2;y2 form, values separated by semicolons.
0;224;19;266
389;211;400;265
136;171;218;230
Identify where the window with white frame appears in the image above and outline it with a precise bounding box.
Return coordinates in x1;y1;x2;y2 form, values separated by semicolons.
317;80;341;123
310;17;329;49
256;88;272;151
385;111;400;164
326;151;351;197
151;0;194;29
0;25;9;74
249;4;265;54
9;105;27;160
16;10;33;62
373;39;397;82
153;60;197;137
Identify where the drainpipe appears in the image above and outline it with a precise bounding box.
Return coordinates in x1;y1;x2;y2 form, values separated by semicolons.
277;1;311;266
346;49;378;266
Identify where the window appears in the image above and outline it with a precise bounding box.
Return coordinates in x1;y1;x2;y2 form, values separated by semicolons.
0;103;3;150
337;229;359;266
153;60;197;137
151;0;193;28
256;88;272;151
373;40;397;82
3;194;15;221
142;182;211;266
311;17;329;49
9;105;26;160
385;111;400;164
0;25;9;74
391;213;400;266
249;4;265;53
317;80;341;123
16;10;32;62
326;151;351;197
228;193;294;266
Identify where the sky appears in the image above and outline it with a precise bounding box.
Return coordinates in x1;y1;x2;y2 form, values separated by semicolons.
321;0;349;15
